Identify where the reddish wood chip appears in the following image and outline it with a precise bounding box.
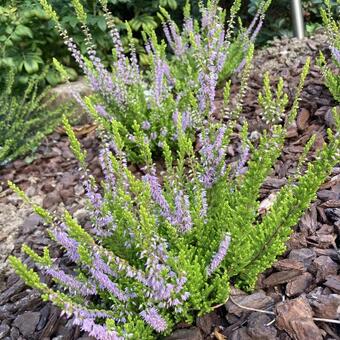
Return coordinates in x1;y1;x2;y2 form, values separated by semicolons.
276;297;323;340
297;108;310;131
286;272;313;297
263;270;301;287
273;259;305;272
299;205;317;235
309;294;340;319
324;275;340;293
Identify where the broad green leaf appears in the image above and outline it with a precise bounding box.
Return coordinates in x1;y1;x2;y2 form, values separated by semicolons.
97;16;107;32
23;60;39;74
14;25;33;38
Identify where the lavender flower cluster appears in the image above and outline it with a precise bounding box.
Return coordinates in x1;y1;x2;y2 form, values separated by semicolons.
42;0;270;162
24;117;241;338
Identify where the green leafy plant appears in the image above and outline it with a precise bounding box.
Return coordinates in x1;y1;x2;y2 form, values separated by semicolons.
0;69;64;164
0;1;78;88
0;0;181;89
40;0;270;162
247;0;339;43
317;0;340;102
8;52;340;337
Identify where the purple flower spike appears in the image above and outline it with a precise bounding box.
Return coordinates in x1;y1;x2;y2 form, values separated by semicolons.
206;234;232;276
198;127;228;188
143;172;172;222
95;104;110;119
250;17;264;43
77;317;122;340
99;148;116;190
330;46;340;64
174;190;193;233
46;268;96;296
52;229;79;262
140;307;167;333
90;268;128;302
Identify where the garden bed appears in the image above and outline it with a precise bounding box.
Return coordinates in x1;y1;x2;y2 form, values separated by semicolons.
0;32;339;340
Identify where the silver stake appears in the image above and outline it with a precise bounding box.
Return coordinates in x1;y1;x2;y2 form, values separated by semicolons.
291;0;305;38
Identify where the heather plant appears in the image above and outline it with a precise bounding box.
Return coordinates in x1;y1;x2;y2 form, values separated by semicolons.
9;57;340;338
0;68;64;164
39;0;270;162
318;0;340;102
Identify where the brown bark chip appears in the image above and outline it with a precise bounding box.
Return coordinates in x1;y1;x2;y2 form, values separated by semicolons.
286;272;313;297
275;297;323;340
309;294;340;319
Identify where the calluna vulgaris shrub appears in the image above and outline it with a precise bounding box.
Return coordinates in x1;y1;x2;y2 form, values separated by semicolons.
0;69;63;164
318;0;340;102
9;52;340;338
39;0;270;161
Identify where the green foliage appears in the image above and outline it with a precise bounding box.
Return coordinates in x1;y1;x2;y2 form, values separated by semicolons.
317;0;340;102
9;62;340;337
62;114;87;167
0;69;64;164
0;1;78;88
258;72;289;124
246;0;339;43
0;0;182;89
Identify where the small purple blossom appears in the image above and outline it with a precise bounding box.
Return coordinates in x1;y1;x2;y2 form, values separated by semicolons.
330;46;340;64
207;234;232;276
75;317;122;340
140;307;167;333
160;127;168;137
150;132;158;140
235;145;250;176
95;104;110;119
142;120;151;130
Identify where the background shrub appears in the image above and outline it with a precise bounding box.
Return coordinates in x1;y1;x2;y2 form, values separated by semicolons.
4;0;336;90
0;69;64;164
0;0;182;89
242;0;339;43
0;1;76;89
318;0;340;102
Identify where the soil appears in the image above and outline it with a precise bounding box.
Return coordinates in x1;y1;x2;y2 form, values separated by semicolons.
0;32;339;340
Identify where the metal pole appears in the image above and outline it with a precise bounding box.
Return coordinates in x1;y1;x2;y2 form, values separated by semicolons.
291;0;305;38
